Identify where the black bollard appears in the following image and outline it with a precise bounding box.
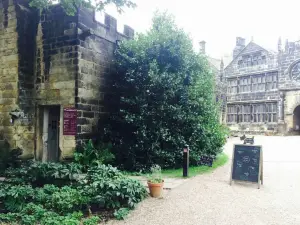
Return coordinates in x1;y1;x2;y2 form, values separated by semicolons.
183;145;189;177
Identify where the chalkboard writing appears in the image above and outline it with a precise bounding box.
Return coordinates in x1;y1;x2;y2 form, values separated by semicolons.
230;144;263;187
63;108;77;135
198;156;215;167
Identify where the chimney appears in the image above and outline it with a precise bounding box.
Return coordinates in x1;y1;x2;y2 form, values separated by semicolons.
233;37;245;58
199;41;206;54
278;37;282;52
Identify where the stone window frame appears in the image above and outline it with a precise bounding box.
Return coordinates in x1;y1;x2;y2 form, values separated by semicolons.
252;74;265;92
261;55;266;64
265;103;277;123
241;105;251;122
266;72;278;91
227;105;238;123
238;60;243;68
227;103;277;124
287;58;300;82
227;79;238;94
239;76;251;93
238;52;267;68
252;104;265;123
252;55;258;66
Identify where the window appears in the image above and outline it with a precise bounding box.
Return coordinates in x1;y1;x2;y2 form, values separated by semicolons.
239;77;251;93
241;105;251;122
247;57;252;66
266;103;277;122
253;104;265;123
227;105;238;123
238;60;243;68
266;72;278;90
227;103;277;124
257;56;262;65
227;79;238;94
252;56;258;66
252;75;265;92
238;53;266;68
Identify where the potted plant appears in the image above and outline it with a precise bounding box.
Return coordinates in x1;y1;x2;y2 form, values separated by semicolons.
147;165;164;198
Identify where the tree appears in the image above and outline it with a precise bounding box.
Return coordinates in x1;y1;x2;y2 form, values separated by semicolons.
105;12;227;171
29;0;136;15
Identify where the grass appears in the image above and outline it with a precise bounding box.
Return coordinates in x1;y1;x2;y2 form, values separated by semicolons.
161;152;229;178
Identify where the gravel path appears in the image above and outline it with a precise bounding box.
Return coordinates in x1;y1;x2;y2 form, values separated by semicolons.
105;136;300;225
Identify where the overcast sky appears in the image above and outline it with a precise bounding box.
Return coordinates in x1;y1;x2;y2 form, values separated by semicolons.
97;0;300;59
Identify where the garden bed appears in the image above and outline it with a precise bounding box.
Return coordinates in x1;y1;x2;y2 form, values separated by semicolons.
0;161;147;225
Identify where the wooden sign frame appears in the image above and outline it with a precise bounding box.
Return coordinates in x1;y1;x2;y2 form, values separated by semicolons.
230;144;263;189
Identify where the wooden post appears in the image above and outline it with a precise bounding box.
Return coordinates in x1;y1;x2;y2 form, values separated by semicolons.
183;145;189;177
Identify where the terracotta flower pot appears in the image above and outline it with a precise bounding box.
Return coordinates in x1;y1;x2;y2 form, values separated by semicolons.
147;180;164;198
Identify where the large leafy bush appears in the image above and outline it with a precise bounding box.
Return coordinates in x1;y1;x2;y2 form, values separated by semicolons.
74;140;115;172
0;162;147;224
106;12;227;170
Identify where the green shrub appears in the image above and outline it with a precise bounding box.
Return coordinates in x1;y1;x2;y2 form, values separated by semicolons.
0;212;20;223
80;164;147;209
82;216;101;225
0;164;146;224
39;211;82;225
48;186;89;214
74;140;115;172
0;140;22;175
4;161;82;186
0;183;35;212
114;208;130;220
21;203;47;221
106;12;227;170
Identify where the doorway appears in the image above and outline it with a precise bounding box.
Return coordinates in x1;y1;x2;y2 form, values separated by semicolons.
293;105;300;133
41;106;60;162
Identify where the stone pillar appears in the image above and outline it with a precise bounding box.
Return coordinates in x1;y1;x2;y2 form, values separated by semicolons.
278;91;286;134
278;92;285;121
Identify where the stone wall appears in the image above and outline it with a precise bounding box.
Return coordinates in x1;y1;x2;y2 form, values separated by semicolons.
0;0;39;158
35;5;79;159
0;1;134;159
277;41;300;132
278;42;300;90
225;41;280;133
225;43;278;78
75;8;133;144
0;0;19;151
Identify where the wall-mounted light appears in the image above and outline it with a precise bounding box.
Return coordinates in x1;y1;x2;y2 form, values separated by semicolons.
9;111;23;124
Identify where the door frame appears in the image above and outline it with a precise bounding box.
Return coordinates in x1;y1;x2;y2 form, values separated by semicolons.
36;105;61;162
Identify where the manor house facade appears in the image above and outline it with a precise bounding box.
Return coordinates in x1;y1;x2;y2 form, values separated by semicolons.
224;37;300;134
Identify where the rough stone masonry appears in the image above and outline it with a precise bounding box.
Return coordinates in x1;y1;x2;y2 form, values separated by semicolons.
223;37;300;135
0;0;134;160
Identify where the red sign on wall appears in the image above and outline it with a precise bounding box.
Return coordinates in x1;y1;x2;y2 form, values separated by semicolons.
63;108;77;135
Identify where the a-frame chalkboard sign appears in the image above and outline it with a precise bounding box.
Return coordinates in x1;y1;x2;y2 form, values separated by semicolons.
230;144;263;189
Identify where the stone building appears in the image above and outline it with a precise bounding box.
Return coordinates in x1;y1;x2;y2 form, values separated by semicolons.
224;37;300;134
199;41;231;123
0;0;133;160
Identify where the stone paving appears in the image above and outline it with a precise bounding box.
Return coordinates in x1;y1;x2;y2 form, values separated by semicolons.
105;136;300;225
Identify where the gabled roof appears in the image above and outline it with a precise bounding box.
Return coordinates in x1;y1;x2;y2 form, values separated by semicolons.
207;57;221;71
225;41;276;69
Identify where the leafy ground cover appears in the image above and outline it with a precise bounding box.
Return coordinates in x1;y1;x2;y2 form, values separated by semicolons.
0;162;147;224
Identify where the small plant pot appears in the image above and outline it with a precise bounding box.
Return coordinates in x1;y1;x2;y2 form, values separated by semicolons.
147;180;164;198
